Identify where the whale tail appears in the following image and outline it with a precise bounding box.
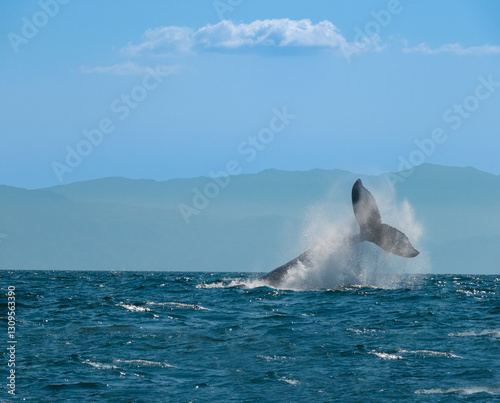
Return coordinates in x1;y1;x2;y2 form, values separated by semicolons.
259;179;419;286
352;179;419;258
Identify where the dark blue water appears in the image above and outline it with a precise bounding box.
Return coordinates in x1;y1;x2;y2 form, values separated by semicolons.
1;271;499;402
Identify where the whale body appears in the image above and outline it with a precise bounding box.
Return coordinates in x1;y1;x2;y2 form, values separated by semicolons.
259;179;419;287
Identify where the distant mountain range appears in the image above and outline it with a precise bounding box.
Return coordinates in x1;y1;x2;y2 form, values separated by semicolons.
0;164;498;274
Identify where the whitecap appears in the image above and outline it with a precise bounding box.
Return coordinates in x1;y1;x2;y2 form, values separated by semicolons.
113;359;176;368
145;301;210;310
448;329;500;338
369;351;403;360
278;377;301;386
257;355;295;362
117;303;151;312
398;349;462;358
415;386;500;395
83;360;118;370
347;327;385;335
196;279;248;289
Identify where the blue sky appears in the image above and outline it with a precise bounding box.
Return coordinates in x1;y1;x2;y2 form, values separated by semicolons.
1;0;499;189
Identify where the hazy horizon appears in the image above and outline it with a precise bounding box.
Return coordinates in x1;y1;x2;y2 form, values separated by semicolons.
1;164;499;274
2;162;497;191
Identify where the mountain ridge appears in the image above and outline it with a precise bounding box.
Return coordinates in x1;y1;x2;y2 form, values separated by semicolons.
0;164;498;274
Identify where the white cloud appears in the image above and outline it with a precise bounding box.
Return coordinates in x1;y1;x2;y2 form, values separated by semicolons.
81;62;178;76
403;42;500;55
121;19;382;57
193;19;347;49
122;26;193;56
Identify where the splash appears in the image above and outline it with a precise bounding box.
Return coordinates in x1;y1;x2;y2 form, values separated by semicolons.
256;239;413;290
196;278;247;289
249;180;430;291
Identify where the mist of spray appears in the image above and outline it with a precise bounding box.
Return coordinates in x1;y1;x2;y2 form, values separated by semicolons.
251;180;430;291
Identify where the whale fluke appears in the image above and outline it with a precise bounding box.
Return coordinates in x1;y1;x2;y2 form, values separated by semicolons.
259;179;419;286
352;179;419;258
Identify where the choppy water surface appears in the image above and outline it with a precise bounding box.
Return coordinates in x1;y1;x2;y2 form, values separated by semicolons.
1;271;499;402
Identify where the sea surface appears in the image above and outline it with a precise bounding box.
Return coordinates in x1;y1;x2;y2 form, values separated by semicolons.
1;271;499;402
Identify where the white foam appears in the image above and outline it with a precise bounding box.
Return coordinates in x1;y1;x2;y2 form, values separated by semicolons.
278;377;301;386
113;359;176;368
83;360;118;370
449;329;500;338
415;386;500;395
398;349;462;358
257;355;295;362
347;327;386;335
145;301;210;310
196;278;247;289
117;303;151;312
369;351;403;360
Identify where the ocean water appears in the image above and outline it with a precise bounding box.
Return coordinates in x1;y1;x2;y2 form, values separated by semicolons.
1;270;499;402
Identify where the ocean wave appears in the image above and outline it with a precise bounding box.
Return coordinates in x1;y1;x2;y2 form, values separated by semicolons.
82;360;119;370
5;271;499;401
278;377;301;386
415;386;500;395
369;349;461;360
196;279;248;289
113;359;176;368
448;329;500;338
257;355;296;362
398;349;462;358
145;301;210;310
456;288;495;297
116;303;151;312
346;327;386;335
369;351;403;360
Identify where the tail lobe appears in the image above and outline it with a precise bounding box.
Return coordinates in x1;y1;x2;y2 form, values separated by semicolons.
352;179;419;258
